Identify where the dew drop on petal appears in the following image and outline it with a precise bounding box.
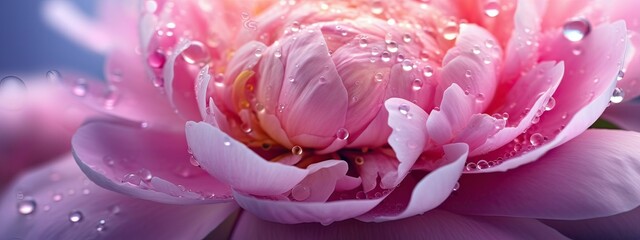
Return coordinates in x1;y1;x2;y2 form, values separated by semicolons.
402;33;412;43
544;97;556;111
354;156;365;165
374;72;384;82
0;76;27;111
96;219;107;232
398;104;410;115
181;41;210;66
529;133;544;146
138;168;153;182
563;18;591;42
69;211;83;223
442;24;459;41
17;198;36;215
381;51;391;62
336;128;350;140
452;182;460;191
291;185;311;201
223;137;232;146
371;1;384;15
148;51;166;69
610;87;625;103
387;41;398;53
412;79;423;90
122;173;142;185
46;70;61;82
617;70;625;81
290;21;301;32
483;1;501;17
471;45;481;55
291;145;303;155
402;60;413;71
52;193;63;202
423;66;434;77
72;78;88;97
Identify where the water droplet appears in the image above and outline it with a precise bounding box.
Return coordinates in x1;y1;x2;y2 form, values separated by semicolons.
402;60;413;71
274;50;282;58
371;47;380;56
442;23;459;41
476;93;485;102
223;137;232;146
371;1;384;15
291;145;303;155
148;51;166;69
291;185;311;201
423;66;434;77
483;1;501;17
412;79;423;90
472;45;481;55
0;76;27;111
52;193;63;202
465;162;478;171
617;70;625;81
359;37;368;48
572;46;582;55
544;97;556;111
477;160;490;169
17;198;36;215
529;133;544;146
563;18;591;42
485;39;495;48
398;104;410;115
386;41;398;53
181;41;210;66
610;87;625;103
122;173;142;185
254;48;263;58
69;211;83;223
354;156;365;165
103;86;119;110
290;21;301;32
381;51;391;62
46;70;61;82
278;104;286;112
452;182;460;191
72;78;88;97
96;219;107;232
138;168;153;182
374;72;384;82
336;128;350;140
402;34;412;43
465;70;472;78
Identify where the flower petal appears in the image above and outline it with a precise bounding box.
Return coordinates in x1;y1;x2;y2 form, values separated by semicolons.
233;190;386;225
231;209;567;240
443;129;640;220
359;143;468;222
475;21;628;172
384;98;429;188
427;84;475;145
185;121;343;196
543;206;640;239
72;121;232;204
0;154;237;239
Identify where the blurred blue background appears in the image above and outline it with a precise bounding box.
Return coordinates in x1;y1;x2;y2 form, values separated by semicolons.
0;0;104;79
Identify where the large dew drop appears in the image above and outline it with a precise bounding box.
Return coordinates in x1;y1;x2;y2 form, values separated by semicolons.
0;76;27;111
563;18;591;42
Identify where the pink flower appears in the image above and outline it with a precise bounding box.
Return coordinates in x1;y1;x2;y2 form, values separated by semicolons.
2;0;640;238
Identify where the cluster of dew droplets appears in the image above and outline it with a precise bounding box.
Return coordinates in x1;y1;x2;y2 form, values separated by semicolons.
563;18;627;104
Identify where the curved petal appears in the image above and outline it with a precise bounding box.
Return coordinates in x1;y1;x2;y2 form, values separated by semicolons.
161;40;202;121
443;129;640;220
603;100;640;132
427;84;475;145
233;190;386;225
501;0;543;85
359;143;468;222
72;121;232;205
384;98;429;188
475;21;628;172
543;206;640;239
232;209;567;240
0;154;237;239
185;121;346;196
471;61;564;156
0;76;102;187
439;24;501;112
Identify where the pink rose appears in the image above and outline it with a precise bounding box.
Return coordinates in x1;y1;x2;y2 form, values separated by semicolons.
2;0;640;238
